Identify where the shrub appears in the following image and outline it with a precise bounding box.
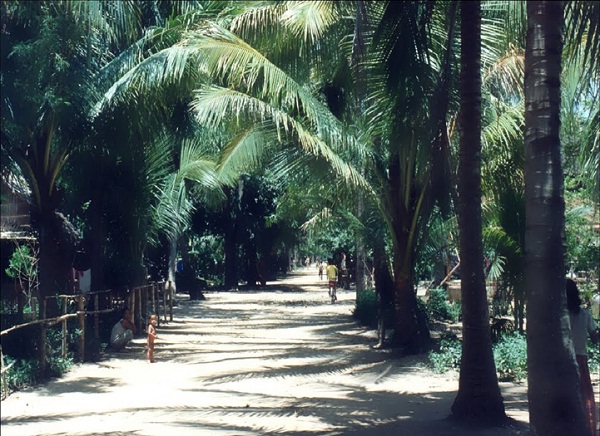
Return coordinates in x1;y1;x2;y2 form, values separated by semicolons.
447;301;462;323
425;288;461;323
428;332;528;382
428;335;462;373
1;326;76;398
2;357;40;397
353;289;378;328
493;333;527;382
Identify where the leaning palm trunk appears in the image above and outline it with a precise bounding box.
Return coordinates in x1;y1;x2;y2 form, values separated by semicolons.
451;1;506;423
524;2;589;435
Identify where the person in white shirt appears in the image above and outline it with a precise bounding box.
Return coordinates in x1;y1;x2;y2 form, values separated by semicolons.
110;307;136;351
566;278;599;435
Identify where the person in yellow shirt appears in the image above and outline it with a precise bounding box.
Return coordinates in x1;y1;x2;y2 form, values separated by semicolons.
326;258;338;303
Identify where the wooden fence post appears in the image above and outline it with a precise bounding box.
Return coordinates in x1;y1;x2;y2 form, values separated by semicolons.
138;287;143;332
142;286;149;328
130;288;135;326
62;296;67;358
94;294;99;343
150;283;156;318
1;344;5;399
78;295;85;362
162;282;167;323
169;281;173;322
39;298;47;375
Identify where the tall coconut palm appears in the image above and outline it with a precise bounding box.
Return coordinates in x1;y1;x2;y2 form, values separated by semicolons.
98;0;460;352
151;135;226;293
524;1;589;435
451;0;506;423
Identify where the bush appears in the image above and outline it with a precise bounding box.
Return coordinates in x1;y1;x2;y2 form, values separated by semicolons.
428;332;528;382
425;288;461;323
494;333;527;382
428;334;462;373
353;289;378;328
2;357;40;397
1;327;76;398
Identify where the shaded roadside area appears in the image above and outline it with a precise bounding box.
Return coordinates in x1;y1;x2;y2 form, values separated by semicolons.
1;268;530;435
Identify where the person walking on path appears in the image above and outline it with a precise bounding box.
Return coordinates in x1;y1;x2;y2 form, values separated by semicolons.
326;259;338;303
566;278;599;435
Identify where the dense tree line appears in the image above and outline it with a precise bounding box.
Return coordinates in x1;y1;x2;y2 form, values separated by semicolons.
1;1;598;434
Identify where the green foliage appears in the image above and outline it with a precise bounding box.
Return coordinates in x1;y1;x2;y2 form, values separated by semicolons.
424;288;461;323
428;333;528;382
428;335;462;373
1;353;74;396
565;207;600;274
493;333;527;382
48;355;74;376
1;326;76;397
5;245;37;281
2;357;41;396
43;328;76;377
353;289;378;328
4;244;38;310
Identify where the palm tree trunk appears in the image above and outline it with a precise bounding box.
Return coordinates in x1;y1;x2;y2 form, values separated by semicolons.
89;173;106;293
167;237;177;293
373;239;393;347
352;0;369;295
223;187;238;289
389;222;430;353
524;2;590;435
451;1;505;422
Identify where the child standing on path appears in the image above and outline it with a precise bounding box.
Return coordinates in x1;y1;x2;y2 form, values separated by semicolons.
147;314;158;363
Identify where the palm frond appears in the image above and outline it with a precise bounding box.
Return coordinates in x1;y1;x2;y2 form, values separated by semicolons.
179;22;351;149
189;85;370;192
565;0;600;77
482;44;524;101
280;1;341;44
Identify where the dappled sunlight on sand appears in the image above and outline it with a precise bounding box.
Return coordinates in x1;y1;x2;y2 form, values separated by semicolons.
1;268;533;436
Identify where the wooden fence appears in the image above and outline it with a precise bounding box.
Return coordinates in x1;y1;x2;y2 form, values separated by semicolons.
1;281;174;400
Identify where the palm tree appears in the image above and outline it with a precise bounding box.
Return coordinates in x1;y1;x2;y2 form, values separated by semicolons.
524;1;589;435
100;1;461;352
450;1;506;423
151;136;225;293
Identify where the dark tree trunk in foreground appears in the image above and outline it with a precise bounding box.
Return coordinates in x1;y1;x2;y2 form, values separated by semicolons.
352;0;369;295
373;239;393;348
524;2;590;435
223;187;239;290
451;0;506;423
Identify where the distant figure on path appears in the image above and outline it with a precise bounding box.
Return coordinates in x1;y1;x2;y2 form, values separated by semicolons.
339;252;348;290
147;314;158;363
318;261;324;280
326;258;338;303
110;307;136;351
566;278;599;435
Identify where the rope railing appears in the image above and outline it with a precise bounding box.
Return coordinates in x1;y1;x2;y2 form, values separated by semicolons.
0;280;174;395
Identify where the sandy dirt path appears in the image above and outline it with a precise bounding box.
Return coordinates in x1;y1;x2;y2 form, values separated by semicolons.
1;268;534;435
